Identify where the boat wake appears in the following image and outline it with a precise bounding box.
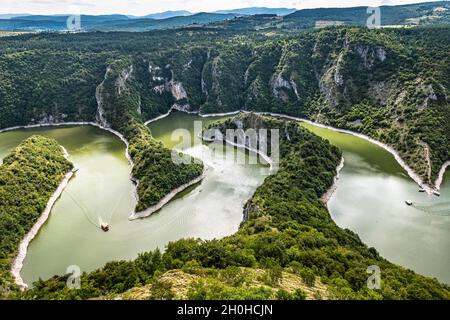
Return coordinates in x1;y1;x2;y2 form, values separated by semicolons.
411;201;450;216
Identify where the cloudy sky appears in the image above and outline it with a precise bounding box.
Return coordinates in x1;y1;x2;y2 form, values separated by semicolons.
0;0;439;15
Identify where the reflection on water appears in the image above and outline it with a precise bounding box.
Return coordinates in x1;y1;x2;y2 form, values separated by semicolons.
302;123;450;284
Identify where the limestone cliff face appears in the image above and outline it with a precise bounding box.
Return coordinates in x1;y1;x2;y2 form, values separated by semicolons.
355;45;386;68
95;62;137;129
271;75;300;103
86;29;448;184
148;61;193;112
96;66;112;127
116;65;134;96
152;81;188;100
169;81;188;101
318;42;389;109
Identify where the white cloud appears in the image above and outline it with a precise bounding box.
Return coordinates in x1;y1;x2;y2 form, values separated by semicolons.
0;0;438;15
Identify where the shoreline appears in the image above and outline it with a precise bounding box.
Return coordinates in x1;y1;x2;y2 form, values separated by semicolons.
11;165;77;290
0;120;208;221
321;157;345;204
0;121;134;167
144;107;240;125
3;108;449;286
0;121;138;202
2;109;448;199
253;111;439;194
146;108;449;192
2;120;207;287
435;161;450;191
2;109;447;288
129;168;208;220
202;135;274;172
144;106;203;125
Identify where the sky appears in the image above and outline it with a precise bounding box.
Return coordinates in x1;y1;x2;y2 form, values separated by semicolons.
0;0;441;16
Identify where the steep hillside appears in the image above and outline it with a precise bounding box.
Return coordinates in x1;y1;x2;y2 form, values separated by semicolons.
94;57;203;212
0;27;448;187
0;13;240;32
1;2;448;32
283;1;450;30
16;114;450;300
0;136;73;293
136;27;450;184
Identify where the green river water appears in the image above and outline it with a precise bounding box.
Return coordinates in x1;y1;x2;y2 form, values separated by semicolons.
0;112;448;285
302;123;450;284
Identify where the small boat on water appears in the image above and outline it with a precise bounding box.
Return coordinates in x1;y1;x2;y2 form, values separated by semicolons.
101;223;110;232
433;191;441;197
405;200;413;206
418;188;426;193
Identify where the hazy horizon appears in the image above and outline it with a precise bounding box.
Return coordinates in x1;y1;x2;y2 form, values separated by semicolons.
0;0;443;16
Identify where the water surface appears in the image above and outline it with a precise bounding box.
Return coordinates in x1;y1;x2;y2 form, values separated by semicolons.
302;123;450;284
1;114;448;285
0;117;267;285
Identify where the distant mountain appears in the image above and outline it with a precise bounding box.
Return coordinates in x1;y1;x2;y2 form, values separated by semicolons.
284;1;450;29
143;10;192;20
13;14;130;22
92;13;240;31
0;2;448;32
0;14;132;31
0;14;29;19
214;7;296;16
0;12;240;32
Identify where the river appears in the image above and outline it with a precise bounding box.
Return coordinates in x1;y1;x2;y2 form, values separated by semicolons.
302;123;450;284
0;119;268;286
0;112;448;285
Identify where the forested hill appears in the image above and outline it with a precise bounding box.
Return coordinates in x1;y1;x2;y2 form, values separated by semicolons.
0;1;448;32
281;1;450;30
0;26;448;185
16;114;450;300
0;136;73;293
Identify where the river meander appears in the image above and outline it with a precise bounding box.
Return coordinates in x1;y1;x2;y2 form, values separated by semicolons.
0;118;268;285
0;112;448;285
302;123;450;284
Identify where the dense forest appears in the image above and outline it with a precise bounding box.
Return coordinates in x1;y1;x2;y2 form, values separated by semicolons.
0;136;73;293
94;57;203;212
14;114;450;300
0;8;449;300
0;26;448;186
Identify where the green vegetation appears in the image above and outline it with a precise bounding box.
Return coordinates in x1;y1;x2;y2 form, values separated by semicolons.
0;13;449;299
0;136;73;294
0;2;448;32
15;115;450;300
94;57;203;211
1;26;447;184
282;1;450;30
0;13;241;33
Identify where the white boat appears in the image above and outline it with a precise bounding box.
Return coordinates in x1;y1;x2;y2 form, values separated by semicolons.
433;191;441;197
405;200;413;206
101;223;110;232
